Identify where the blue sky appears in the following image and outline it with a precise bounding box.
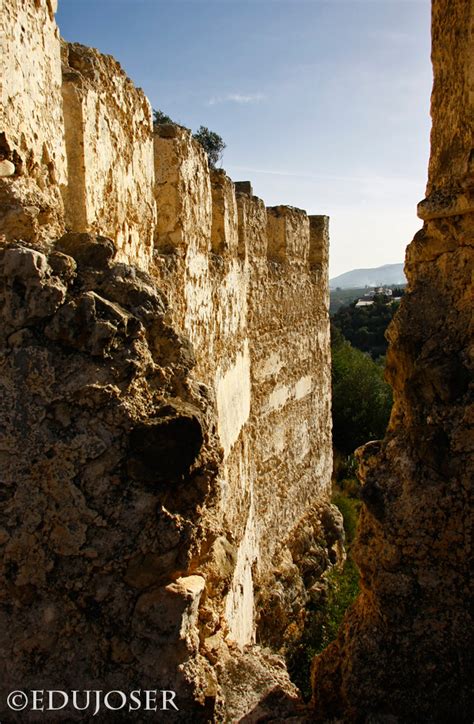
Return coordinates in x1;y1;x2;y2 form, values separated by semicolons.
57;0;432;277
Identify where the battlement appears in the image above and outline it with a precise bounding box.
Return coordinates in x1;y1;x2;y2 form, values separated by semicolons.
153;123;211;255
1;3;326;276
61;42;155;269
153;124;322;269
266;205;310;264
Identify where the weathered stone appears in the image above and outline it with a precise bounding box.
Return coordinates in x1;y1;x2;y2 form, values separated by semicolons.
210;169;239;254
153;125;333;655
0;2;334;720
234;180;253;196
0;160;15;177
61;42;156;269
1;0;67;242
0;246;67;330
56;231;116;269
3;246;49;279
311;2;473;721
218;646;305;722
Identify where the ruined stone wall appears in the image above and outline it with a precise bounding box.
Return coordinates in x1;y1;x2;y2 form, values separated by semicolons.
0;0;67;242
61;43;155;270
312;1;473;721
0;1;336;718
1;4;154;269
153;127;335;651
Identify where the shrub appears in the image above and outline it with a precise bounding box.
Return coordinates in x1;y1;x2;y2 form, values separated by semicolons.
193;125;226;169
153;108;175;126
286;490;361;701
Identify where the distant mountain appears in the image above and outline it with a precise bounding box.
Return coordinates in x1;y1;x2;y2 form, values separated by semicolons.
330;263;406;289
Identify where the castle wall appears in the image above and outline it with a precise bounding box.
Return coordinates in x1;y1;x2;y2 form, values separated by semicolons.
61;43;155;269
0;0;67;241
248;209;332;549
153;127;333;646
1;3;336;714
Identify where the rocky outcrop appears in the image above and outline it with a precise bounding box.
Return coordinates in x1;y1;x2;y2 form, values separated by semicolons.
0;237;221;716
311;1;473;721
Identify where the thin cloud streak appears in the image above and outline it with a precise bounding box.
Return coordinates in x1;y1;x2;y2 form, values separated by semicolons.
229;164;424;187
208;92;265;106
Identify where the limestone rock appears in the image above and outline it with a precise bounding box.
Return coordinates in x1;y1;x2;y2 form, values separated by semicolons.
311;1;474;721
218;646;307;723
0;160;15;177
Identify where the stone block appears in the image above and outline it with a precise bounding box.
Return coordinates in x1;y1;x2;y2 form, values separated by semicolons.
266;205;310;263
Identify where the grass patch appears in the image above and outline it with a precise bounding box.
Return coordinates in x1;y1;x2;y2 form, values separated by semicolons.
332;492;360;544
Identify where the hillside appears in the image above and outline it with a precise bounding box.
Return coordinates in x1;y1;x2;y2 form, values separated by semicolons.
330;263;406;289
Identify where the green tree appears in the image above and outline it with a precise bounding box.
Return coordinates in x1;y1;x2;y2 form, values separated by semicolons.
193;126;226;169
153;108;174;126
332;295;399;359
331;326;392;454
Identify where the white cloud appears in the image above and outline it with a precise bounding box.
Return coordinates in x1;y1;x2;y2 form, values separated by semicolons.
208;92;265;106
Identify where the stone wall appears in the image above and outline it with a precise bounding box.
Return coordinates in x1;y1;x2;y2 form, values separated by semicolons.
0;0;67;242
312;1;473;721
61;43;155;270
0;2;336;719
153;126;335;650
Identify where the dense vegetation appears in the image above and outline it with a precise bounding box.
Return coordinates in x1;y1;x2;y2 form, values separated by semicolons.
331;290;404;359
332;296;397;359
331;326;393;454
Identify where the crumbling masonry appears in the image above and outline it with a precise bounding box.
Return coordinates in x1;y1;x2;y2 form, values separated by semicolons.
2;0;471;721
0;1;340;719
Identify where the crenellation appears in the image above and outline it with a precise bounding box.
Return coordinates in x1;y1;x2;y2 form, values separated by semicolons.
61;42;155;270
266;205;310;264
308;214;329;269
210;169;239;255
236;192;268;258
153;125;211;254
234;180;253;196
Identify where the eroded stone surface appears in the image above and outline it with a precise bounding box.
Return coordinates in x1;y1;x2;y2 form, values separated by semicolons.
153;128;334;655
0;240;224;718
1;0;67;242
61;42;156;269
0;2;335;719
311;2;473;721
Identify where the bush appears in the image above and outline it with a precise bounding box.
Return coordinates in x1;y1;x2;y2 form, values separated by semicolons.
153;112;226;170
153;108;175;126
193;126;226;169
